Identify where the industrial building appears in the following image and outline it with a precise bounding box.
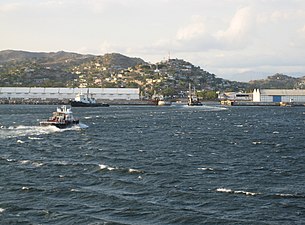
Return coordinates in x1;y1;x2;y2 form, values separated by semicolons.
0;87;140;101
218;92;252;101
253;89;305;103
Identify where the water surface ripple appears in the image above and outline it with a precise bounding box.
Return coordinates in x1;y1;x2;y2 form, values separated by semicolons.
0;104;305;224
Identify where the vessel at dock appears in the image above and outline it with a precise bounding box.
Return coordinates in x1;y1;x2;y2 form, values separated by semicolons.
151;92;171;106
40;105;79;129
187;84;202;106
70;90;109;107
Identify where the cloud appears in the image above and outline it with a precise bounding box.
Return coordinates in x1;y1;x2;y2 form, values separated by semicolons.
298;25;305;34
3;0;305;81
270;10;290;22
215;6;255;48
85;0;109;13
0;2;21;13
176;16;206;41
149;6;256;53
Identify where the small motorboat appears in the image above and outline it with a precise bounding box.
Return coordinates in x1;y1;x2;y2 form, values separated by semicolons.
40;105;79;129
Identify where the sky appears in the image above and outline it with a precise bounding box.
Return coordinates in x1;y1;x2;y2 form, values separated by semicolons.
1;0;305;82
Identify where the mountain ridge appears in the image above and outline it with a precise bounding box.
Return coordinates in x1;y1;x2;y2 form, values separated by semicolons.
0;50;304;94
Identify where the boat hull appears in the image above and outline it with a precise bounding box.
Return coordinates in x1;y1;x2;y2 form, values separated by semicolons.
40;120;79;129
188;102;203;106
70;101;109;107
158;100;171;106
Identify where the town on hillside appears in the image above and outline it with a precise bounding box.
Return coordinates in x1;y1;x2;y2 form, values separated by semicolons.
0;50;305;102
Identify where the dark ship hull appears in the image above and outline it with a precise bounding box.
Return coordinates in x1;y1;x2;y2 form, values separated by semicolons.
40;120;79;129
188;101;203;106
70;101;109;107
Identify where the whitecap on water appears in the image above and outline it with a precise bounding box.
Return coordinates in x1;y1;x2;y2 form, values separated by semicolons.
181;105;228;111
99;164;117;171
32;162;43;167
275;193;305;198
216;188;260;196
128;168;144;174
28;136;43;140
99;164;143;174
20;160;30;164
0;208;5;213
216;188;233;193
198;167;214;171
70;188;79;192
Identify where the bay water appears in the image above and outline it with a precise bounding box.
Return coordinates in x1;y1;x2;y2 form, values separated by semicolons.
0;104;304;224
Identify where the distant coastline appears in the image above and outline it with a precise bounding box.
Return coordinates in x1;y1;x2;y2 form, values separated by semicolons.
0;98;156;105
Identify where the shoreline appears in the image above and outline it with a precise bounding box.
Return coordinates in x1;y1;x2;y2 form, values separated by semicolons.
0;98;157;105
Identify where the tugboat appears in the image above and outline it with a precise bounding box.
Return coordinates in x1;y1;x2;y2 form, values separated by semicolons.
40;105;79;129
157;98;172;106
187;84;203;106
151;91;171;106
70;89;109;107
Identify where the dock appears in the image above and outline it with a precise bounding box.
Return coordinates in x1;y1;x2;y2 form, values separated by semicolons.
221;100;305;107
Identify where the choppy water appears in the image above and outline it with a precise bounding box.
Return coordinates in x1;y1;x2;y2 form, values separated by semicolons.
0;104;305;224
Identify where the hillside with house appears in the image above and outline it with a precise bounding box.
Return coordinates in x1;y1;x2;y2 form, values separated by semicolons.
0;50;304;100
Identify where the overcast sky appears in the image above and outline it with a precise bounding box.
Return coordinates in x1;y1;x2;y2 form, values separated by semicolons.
1;0;305;81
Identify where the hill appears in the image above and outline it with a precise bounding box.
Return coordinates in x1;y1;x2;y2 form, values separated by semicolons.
2;50;305;99
101;53;145;69
0;50;91;64
248;73;305;89
0;50;248;95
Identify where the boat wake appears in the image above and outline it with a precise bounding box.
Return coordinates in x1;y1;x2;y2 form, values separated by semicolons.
182;104;228;111
0;123;88;139
77;123;89;129
0;125;59;139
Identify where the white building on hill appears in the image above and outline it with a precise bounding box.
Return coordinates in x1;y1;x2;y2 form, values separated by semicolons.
0;87;139;101
253;89;305;103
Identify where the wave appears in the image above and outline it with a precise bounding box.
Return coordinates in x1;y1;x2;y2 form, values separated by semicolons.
215;188;304;199
128;168;144;174
216;188;260;196
181;105;228;111
99;164;144;174
274;193;305;199
28;136;43;140
99;164;118;171
198;167;214;171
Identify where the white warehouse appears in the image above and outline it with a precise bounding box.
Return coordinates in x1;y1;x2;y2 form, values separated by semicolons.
253;89;305;103
0;87;140;101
